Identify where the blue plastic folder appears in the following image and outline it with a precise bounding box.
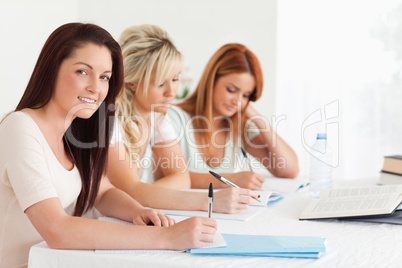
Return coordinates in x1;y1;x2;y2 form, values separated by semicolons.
188;233;326;259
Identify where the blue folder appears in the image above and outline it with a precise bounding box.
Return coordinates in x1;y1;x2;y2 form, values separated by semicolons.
188;233;326;259
225;252;321;258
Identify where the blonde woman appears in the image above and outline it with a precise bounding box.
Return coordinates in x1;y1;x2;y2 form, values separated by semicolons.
111;24;188;188
107;25;259;214
168;43;299;190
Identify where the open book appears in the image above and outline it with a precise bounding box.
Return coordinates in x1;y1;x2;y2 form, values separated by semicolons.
299;185;402;220
257;177;309;205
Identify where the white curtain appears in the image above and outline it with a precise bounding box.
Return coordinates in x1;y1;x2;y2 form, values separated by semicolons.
276;0;402;180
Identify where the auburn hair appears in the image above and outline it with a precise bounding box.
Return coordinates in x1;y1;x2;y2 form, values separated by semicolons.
178;43;263;147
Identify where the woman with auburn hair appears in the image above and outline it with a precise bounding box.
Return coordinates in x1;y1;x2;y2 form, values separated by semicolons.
168;43;299;190
106;25;259;214
0;23;217;268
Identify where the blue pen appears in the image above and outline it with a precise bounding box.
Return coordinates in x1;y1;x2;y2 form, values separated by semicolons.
208;183;213;218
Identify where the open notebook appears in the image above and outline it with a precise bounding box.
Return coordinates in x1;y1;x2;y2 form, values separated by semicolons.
259;177;309;204
158;205;266;221
157;177;308;221
95;217;226;254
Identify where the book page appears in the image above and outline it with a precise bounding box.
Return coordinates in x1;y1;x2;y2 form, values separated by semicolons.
300;185;402;220
321;185;402;199
262;177;309;194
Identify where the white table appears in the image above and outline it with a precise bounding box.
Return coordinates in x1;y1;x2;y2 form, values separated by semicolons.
28;178;402;268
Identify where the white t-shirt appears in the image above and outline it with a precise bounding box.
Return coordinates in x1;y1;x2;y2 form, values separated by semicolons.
110;112;176;183
167;106;260;174
0;112;81;268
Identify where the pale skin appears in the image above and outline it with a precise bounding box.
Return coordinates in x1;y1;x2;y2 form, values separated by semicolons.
107;60;259;213
123;66;190;189
23;43;217;251
108;142;258;213
189;72;299;191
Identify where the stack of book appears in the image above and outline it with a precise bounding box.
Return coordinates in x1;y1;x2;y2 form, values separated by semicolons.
382;155;402;175
379;155;402;185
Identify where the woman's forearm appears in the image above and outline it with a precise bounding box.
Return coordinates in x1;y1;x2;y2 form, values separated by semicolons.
247;115;299;178
153;172;191;189
128;182;208;211
94;181;143;222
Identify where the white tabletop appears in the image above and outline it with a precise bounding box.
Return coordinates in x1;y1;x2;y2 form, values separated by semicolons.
28;178;402;268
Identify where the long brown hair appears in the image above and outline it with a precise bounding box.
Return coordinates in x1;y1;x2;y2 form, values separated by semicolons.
178;43;263;147
15;23;124;216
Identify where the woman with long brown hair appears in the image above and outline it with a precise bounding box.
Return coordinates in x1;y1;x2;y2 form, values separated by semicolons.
168;43;299;190
0;23;216;267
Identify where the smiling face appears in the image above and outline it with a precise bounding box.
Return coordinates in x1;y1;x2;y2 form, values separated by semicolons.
51;43;112;120
212;72;256;118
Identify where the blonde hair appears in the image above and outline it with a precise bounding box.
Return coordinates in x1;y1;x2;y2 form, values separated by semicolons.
116;24;182;164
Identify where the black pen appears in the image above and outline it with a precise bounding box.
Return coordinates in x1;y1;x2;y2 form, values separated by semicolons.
208;183;213;218
209;170;261;202
241;147;253;172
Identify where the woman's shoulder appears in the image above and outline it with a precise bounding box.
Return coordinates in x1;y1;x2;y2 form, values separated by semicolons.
167;105;190;122
0;111;44;150
0;111;38;132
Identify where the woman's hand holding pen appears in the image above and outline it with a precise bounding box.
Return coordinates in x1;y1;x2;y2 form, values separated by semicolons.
224;171;265;190
213;188;259;214
132;208;175;227
163;217;217;250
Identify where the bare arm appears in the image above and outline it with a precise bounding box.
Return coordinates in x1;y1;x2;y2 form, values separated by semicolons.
151;140;191;189
190;171;265;190
245;104;299;178
94;177;174;227
107;143;259;213
25;196;217;250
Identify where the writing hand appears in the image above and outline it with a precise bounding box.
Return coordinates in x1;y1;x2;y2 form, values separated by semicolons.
164;217;217;250
213;187;259;214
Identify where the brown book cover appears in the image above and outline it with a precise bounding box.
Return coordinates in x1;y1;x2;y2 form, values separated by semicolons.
382;155;402;175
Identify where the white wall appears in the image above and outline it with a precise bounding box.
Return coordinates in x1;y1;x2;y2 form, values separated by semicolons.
3;1;399;180
0;1;78;117
276;0;402;179
0;0;276;122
